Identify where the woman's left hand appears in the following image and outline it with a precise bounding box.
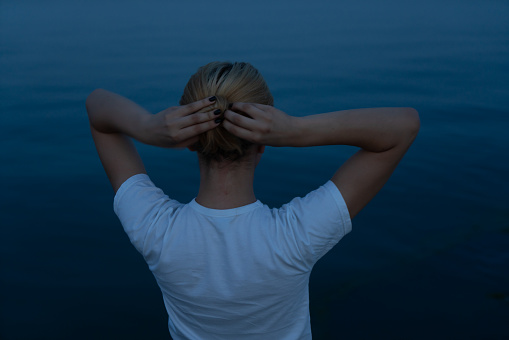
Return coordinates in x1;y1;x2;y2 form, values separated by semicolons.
223;103;298;147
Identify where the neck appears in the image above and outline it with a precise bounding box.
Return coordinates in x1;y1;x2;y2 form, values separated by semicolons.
195;159;256;209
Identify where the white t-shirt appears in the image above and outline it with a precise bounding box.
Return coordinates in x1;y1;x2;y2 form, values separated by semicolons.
114;174;352;340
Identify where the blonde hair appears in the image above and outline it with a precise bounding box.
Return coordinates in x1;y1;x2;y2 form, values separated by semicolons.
180;62;273;162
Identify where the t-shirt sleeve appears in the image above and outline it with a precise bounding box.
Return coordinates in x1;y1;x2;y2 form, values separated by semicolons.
113;174;181;264
278;180;352;268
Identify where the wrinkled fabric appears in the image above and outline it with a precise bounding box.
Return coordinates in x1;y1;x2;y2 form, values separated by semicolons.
114;174;351;340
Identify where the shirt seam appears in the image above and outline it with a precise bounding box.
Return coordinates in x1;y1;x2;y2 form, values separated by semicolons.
314;181;352;260
324;181;352;234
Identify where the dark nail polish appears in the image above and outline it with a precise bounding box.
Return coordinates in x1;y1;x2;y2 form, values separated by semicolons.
228;103;233;109
214;109;222;115
214;118;223;124
209;96;216;102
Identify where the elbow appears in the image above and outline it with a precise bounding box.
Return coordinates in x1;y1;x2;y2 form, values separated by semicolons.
85;88;106;114
403;107;420;144
409;107;421;139
86;88;109;131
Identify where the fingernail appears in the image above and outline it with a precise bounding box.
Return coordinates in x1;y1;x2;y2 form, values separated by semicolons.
209;96;216;102
214;109;222;115
228;103;233;109
214;118;223;124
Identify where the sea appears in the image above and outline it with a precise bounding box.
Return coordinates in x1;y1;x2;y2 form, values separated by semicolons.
1;0;508;339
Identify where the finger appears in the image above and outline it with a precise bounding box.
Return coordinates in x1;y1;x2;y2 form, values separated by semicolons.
178;110;219;128
222;119;257;142
230;102;266;119
178;96;217;116
224;109;264;131
250;103;272;111
177;119;220;141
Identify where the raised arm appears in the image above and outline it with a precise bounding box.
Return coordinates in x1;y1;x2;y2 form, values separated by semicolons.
223;104;420;218
86;89;220;192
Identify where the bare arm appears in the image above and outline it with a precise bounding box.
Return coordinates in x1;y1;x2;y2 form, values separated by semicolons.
86;89;220;192
223;104;420;218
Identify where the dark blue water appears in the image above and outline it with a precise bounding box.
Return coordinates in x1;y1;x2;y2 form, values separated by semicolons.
1;0;508;339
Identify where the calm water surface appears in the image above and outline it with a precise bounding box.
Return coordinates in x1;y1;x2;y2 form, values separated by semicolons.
1;0;508;339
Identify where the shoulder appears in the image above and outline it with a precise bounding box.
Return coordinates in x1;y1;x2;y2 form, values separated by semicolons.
113;173;182;217
113;173;183;258
279;181;351;227
273;181;353;265
114;174;157;209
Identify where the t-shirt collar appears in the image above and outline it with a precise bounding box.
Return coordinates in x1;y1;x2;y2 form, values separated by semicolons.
189;198;262;217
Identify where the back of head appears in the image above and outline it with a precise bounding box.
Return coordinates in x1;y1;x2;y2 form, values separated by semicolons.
180;62;273;162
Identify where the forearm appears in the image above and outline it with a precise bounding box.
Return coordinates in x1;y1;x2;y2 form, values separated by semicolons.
292;107;420;152
86;89;151;140
87;92;219;192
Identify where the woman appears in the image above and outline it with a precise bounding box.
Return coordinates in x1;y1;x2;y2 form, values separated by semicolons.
86;61;419;339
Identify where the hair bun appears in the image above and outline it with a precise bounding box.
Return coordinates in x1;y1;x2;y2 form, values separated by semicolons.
180;62;273;162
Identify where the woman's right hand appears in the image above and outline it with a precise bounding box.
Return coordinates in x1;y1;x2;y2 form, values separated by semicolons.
143;97;221;148
223;103;299;146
